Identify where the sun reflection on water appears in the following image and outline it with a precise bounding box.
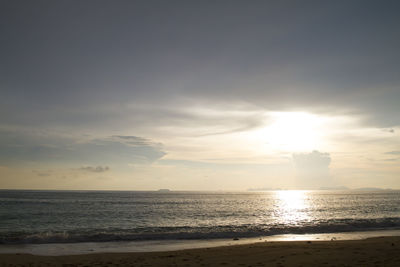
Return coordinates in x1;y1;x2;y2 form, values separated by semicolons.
273;190;311;225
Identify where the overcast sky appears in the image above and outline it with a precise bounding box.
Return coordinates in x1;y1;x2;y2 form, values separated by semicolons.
1;0;399;190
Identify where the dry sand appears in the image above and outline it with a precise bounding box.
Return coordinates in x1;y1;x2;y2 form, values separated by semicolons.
1;236;399;266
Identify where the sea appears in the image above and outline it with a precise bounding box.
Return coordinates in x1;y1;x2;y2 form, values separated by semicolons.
1;190;400;255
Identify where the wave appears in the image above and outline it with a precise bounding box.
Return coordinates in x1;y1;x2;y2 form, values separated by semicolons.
1;217;400;244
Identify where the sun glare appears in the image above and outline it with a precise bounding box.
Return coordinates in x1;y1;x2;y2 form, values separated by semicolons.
253;112;326;152
274;190;310;224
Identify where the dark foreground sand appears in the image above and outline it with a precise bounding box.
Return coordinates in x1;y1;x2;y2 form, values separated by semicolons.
1;236;399;267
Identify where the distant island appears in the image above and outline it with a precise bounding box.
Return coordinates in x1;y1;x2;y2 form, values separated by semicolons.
157;189;171;192
354;187;395;191
319;186;349;190
247;186;395;191
247;187;282;191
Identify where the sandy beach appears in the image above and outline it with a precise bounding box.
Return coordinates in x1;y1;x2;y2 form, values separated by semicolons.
0;236;399;267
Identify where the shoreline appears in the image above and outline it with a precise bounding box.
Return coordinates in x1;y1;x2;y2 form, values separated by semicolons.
0;236;399;266
1;229;400;256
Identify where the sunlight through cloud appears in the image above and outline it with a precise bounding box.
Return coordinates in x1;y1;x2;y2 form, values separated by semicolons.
251;112;327;153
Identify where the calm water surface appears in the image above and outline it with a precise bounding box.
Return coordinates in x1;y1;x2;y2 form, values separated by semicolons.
0;190;399;244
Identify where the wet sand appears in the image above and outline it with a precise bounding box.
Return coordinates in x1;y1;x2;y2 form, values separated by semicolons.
0;236;399;266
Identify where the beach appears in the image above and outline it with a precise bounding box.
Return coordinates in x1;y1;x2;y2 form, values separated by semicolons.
1;236;399;267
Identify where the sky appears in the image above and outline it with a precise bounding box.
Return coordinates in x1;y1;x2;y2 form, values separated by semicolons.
1;0;399;190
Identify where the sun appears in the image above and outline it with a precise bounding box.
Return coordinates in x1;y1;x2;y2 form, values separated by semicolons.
253;112;325;152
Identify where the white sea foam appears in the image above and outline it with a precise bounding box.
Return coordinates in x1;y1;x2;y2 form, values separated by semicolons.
1;229;400;256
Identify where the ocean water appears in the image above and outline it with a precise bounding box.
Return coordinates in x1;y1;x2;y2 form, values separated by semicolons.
1;190;400;245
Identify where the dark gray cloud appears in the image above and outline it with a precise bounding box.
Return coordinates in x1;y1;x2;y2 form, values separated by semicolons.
0;130;165;166
79;166;110;173
1;0;400;130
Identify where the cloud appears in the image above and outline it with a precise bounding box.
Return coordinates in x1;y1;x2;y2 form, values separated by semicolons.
86;136;166;163
2;1;399;134
385;151;400;155
111;136;154;146
382;128;395;133
79;166;110;173
383;158;398;162
32;170;52;177
292;150;332;189
0;130;166;166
